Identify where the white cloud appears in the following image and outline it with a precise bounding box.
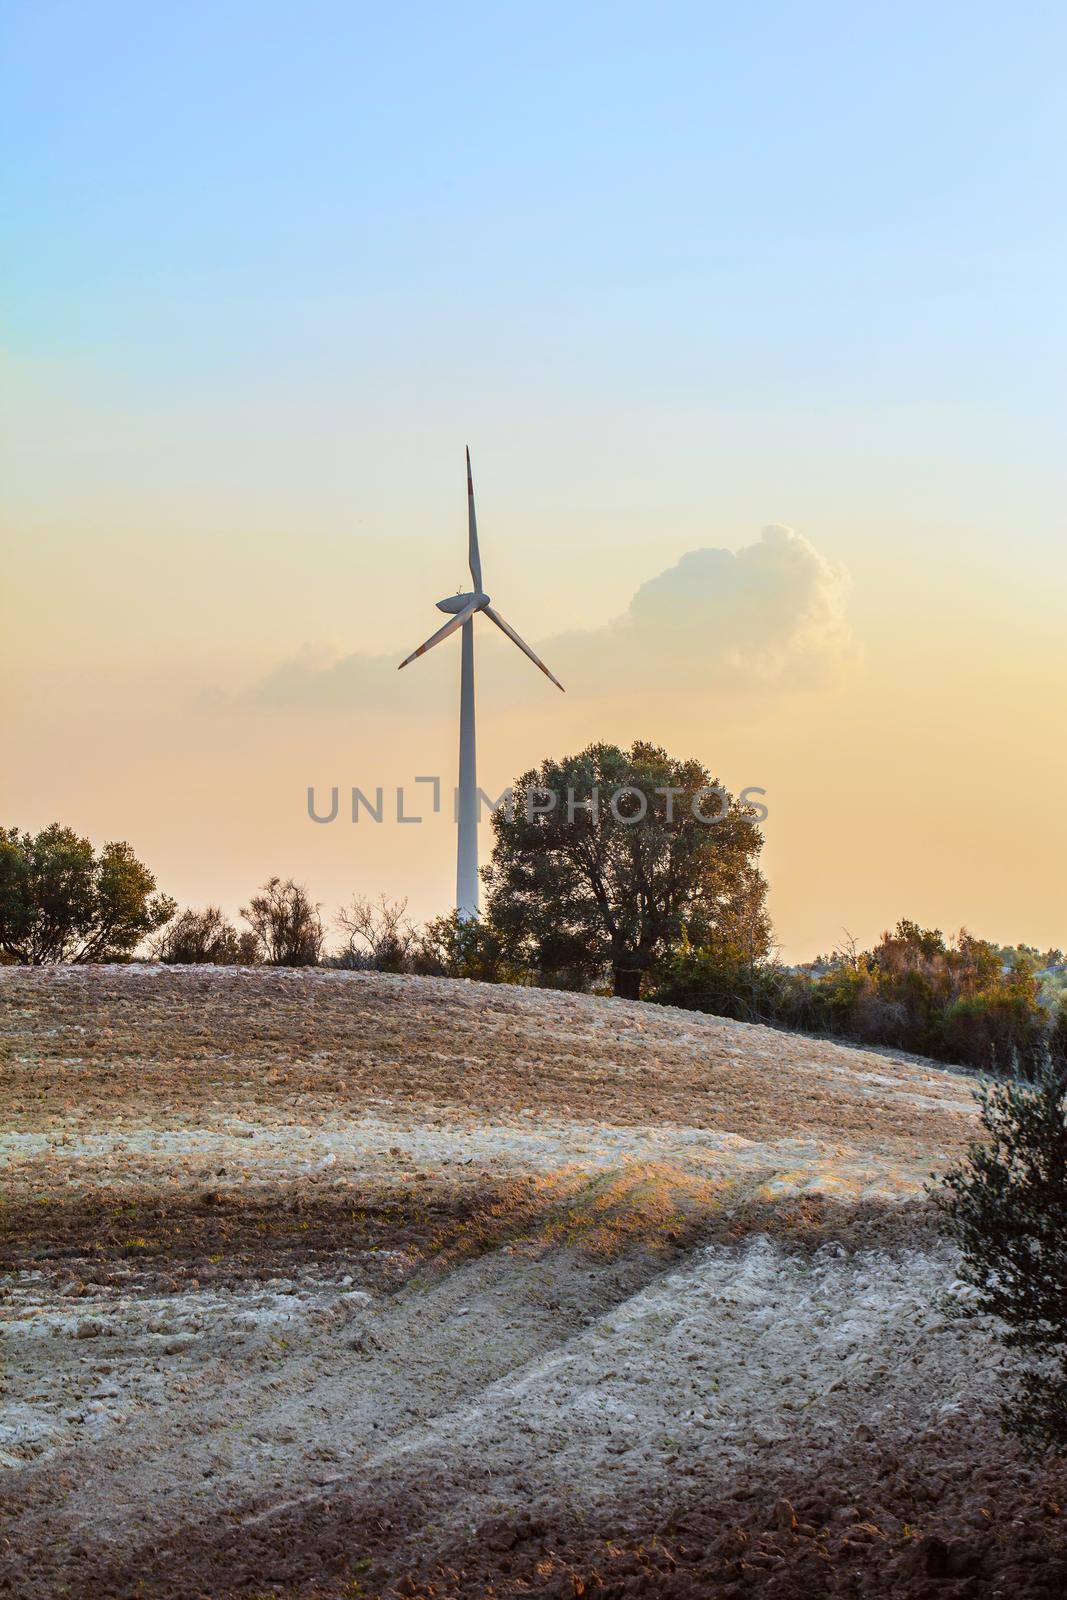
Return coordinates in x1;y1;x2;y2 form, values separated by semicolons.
619;523;852;687
248;525;853;707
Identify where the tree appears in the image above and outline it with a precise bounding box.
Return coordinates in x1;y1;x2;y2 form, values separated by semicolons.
0;823;174;964
335;895;414;971
483;741;769;999
932;1051;1067;1454
150;906;260;965
240;877;324;967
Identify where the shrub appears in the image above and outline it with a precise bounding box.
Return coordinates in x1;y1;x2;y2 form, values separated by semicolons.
411;911;516;983
0;823;174;964
150;906;260;965
651;935;789;1024
650;918;1056;1074
240;878;323;967
932;1050;1067;1454
844;989;911;1048
1051;1000;1067;1068
335;895;415;972
938;991;1047;1072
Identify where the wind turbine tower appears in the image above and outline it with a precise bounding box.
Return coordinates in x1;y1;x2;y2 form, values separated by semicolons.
399;450;564;918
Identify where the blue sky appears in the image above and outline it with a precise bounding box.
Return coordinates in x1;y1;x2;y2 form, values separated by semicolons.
7;1;1066;403
4;1;1067;954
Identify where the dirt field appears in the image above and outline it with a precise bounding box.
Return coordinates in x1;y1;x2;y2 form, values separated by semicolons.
1;966;1065;1599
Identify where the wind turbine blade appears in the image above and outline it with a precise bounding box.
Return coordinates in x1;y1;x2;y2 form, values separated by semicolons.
483;605;565;692
466;446;483;591
398;599;479;670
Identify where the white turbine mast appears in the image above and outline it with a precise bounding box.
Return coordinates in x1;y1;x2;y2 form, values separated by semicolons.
398;449;564;919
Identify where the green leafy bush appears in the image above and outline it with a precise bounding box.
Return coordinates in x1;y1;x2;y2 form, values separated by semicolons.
411;910;518;983
652;933;803;1024
932;1051;1067;1454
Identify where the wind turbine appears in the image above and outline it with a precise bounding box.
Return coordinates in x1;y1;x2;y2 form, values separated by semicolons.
399;449;564;919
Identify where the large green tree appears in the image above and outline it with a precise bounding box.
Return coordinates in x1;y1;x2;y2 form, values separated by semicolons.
0;823;175;964
484;741;769;998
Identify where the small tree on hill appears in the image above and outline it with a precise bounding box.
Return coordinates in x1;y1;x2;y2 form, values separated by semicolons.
0;823;174;964
484;741;769;998
150;906;260;965
932;1050;1067;1454
240;878;323;967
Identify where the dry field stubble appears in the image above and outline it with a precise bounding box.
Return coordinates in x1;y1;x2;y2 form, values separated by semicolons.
1;966;1065;1598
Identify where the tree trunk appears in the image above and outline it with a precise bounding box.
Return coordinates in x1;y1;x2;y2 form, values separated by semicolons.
613;965;643;1000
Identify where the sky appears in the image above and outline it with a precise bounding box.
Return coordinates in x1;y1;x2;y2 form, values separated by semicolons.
3;0;1066;959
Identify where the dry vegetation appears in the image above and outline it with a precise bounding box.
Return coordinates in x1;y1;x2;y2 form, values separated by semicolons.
1;966;1065;1598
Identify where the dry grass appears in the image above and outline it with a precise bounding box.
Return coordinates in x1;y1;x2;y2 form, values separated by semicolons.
6;967;1059;1600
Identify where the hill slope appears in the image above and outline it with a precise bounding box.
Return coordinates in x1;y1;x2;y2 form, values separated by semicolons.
1;967;1064;1599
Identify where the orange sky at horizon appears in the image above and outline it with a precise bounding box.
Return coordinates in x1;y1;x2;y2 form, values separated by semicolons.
4;418;1065;963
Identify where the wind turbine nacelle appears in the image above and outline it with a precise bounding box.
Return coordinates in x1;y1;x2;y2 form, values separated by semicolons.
436;591;490;614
